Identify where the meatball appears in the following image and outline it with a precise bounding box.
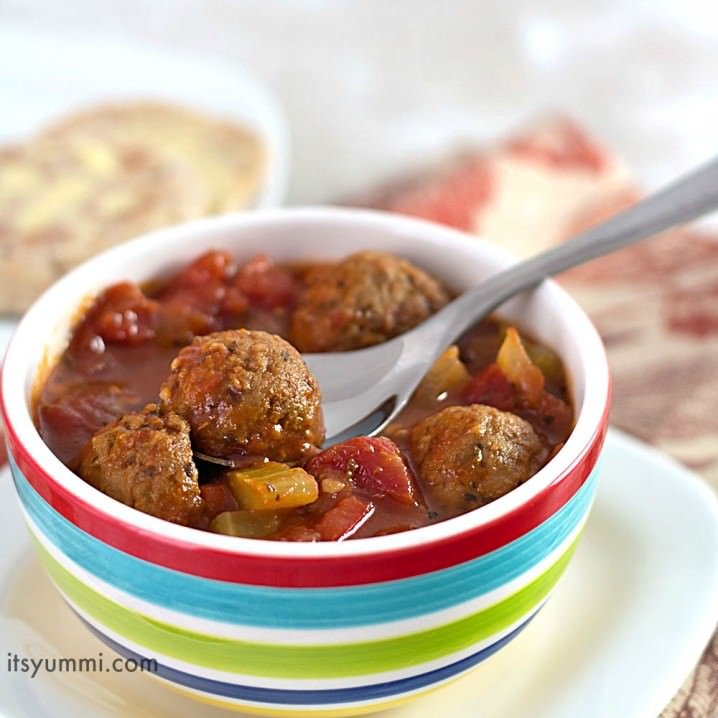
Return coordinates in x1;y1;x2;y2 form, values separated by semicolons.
77;405;204;526
291;251;450;352
409;404;545;512
159;329;324;461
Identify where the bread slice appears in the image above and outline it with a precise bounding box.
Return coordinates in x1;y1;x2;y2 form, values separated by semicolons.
44;101;266;213
0;134;209;313
0;101;265;313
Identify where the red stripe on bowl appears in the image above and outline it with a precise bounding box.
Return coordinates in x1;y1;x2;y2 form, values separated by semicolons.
0;369;6;469
0;425;7;469
1;395;608;588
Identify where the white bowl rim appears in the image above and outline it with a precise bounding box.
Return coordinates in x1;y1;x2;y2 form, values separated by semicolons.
1;207;609;559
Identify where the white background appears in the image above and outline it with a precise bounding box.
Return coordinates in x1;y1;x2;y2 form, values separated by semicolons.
1;0;717;203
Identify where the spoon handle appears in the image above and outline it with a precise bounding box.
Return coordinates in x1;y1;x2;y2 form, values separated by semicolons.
446;156;718;332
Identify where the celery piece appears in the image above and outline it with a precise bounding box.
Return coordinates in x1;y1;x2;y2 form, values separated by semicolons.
209;510;282;538
526;342;564;383
227;462;319;510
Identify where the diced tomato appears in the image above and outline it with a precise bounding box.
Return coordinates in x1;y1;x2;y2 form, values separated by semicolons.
161;280;228;324
92;283;158;345
152;252;251;342
37;384;140;466
464;360;572;442
314;495;375;541
154;298;222;345
463;363;518;411
234;254;299;310
306;437;415;503
67;284;158;371
221;285;250;316
517;391;574;445
167;250;236;289
72;282;158;351
200;482;239;520
166;282;226;312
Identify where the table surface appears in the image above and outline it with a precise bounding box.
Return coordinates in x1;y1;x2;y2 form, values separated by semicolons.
1;3;718;716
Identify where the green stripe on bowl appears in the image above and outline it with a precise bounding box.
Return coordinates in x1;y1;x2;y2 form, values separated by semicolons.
33;534;579;679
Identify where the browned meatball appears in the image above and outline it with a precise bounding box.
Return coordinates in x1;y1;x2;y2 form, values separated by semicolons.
290;251;450;352
159;329;324;461
409;404;546;512
77;405;204;526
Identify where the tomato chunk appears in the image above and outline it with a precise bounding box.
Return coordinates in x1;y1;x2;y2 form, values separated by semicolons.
91;283;159;345
155;251;249;342
167;250;236;289
200;482;239;520
154;298;223;345
314;495;375;541
518;391;574;445
463;363;517;411
306;437;415;504
37;383;140;466
234;254;298;309
70;283;158;365
464;360;573;444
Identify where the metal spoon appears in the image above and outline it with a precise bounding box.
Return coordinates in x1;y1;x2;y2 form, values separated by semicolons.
302;156;718;445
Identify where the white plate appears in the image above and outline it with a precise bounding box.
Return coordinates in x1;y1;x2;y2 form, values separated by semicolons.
0;22;289;211
0;428;717;718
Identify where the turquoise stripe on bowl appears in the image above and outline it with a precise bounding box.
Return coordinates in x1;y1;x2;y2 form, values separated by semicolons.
11;456;598;629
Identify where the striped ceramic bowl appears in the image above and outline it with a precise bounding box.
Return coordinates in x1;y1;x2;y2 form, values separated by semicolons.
0;208;610;716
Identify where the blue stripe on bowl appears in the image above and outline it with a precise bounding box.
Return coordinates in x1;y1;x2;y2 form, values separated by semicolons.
11;455;597;629
73;606;539;705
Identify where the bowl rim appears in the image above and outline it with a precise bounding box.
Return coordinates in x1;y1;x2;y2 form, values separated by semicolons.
1;207;610;558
